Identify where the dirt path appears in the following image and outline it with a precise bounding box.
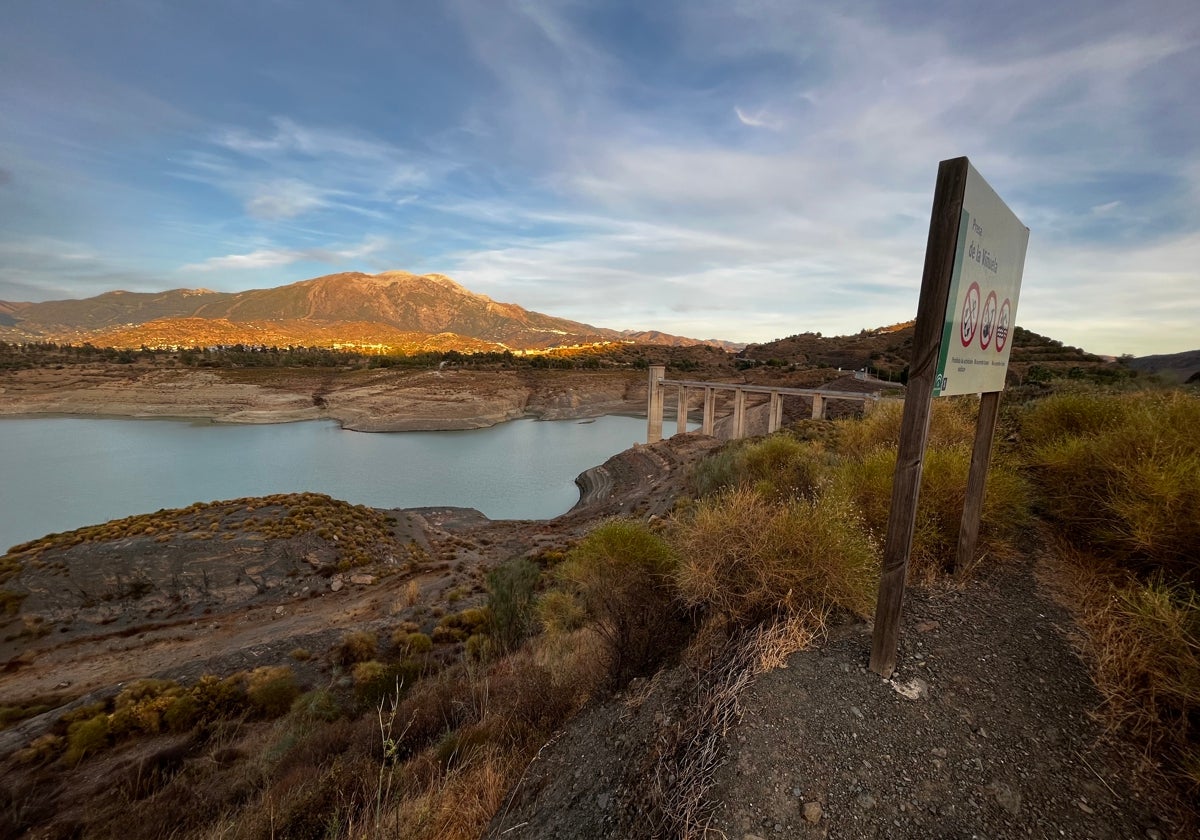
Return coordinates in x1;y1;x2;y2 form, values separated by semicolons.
491;556;1192;839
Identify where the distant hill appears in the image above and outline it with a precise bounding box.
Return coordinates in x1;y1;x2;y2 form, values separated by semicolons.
1126;349;1200;384
0;272;740;352
741;323;1113;383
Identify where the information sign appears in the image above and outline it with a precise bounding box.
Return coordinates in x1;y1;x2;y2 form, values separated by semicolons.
933;164;1030;396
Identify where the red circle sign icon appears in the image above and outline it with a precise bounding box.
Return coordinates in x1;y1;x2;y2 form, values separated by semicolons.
979;290;998;349
960;282;981;347
995;298;1011;353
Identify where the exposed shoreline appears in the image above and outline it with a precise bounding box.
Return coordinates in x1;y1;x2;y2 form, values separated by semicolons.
0;364;649;432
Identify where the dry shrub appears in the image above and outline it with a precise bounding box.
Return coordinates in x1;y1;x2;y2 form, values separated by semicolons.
337;631;378;666
831;444;1028;580
837;396;977;458
532;625;609;710
1047;545;1200;791
385;745;520;840
393;631;433;656
391;671;472;760
672;488;878;625
635;611;826;838
690;434;829;500
554;519;683;685
245;666;300;718
1024;390;1200;578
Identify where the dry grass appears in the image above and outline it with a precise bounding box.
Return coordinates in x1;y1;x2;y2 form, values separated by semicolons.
672;487;879;625
1043;543;1200;791
1023;390;1200;578
636;611;826;839
830;444;1029;581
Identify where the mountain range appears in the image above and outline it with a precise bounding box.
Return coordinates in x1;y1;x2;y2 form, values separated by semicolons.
0;271;743;353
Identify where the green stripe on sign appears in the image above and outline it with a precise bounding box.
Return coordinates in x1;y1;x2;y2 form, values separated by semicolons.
934;209;971;397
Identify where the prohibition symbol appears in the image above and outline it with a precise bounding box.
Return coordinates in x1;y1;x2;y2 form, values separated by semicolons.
960;282;981;347
979;290;998;349
995;299;1011;352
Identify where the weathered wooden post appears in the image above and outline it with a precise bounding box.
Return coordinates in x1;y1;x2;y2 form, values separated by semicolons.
646;365;666;443
702;387;715;436
676;385;689;436
869;157;1029;677
955;391;1001;574
732;389;746;439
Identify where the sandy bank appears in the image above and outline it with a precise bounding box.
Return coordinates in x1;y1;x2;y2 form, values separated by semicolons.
0;365;647;431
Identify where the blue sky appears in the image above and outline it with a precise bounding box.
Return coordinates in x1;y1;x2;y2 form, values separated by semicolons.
1;0;1197;355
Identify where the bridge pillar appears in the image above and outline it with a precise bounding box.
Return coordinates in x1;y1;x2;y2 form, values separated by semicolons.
647;365;666;443
768;392;783;433
811;394;826;420
733;389;747;439
676;385;689;436
702;387;715;436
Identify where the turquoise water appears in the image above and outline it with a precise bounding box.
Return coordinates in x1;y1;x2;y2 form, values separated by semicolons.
0;415;653;551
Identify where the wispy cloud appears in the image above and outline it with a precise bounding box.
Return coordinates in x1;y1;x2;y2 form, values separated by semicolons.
181;236;388;273
734;106;781;130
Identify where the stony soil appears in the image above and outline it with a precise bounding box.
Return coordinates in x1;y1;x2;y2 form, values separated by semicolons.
490;557;1194;840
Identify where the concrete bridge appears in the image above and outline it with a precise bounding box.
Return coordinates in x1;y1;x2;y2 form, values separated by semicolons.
645;364;882;443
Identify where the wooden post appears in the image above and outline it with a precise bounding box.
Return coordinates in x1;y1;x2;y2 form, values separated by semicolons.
811;394;825;420
870;157;969;678
676;385;689;436
768;392;783;433
954;390;1001;575
646;365;666;443
702;387;715;436
732;389;746;439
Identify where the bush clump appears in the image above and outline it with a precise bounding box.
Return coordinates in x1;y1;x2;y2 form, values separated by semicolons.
487;557;541;652
554;519;682;685
672;488;879;625
246;666;301;718
1023;390;1200;578
335;631;378;666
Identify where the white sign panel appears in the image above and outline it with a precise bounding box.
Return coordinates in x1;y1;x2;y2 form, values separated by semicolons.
933;163;1030;397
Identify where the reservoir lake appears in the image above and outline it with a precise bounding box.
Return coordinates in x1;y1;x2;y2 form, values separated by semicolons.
0;414;661;551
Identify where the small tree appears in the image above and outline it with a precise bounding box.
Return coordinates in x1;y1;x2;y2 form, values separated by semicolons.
555;519;681;685
487;557;541;653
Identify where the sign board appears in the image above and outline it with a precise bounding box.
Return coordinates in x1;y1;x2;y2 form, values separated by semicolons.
933;163;1029;397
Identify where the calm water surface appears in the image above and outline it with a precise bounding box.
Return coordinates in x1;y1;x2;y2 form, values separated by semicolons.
0;415;655;551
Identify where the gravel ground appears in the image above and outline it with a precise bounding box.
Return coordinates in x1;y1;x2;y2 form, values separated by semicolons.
491;558;1193;839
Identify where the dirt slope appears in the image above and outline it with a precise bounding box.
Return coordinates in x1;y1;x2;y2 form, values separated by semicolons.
490;557;1191;839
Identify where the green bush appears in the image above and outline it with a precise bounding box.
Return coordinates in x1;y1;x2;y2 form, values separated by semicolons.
246;666;300;718
65;713;110;765
394;631;433;656
487;557;541;652
554;519;681;684
291;689;342;723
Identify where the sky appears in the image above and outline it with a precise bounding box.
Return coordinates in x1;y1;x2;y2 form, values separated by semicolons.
1;1;1197;356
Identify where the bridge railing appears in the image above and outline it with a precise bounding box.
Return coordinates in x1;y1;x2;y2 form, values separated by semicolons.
646;365;881;443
